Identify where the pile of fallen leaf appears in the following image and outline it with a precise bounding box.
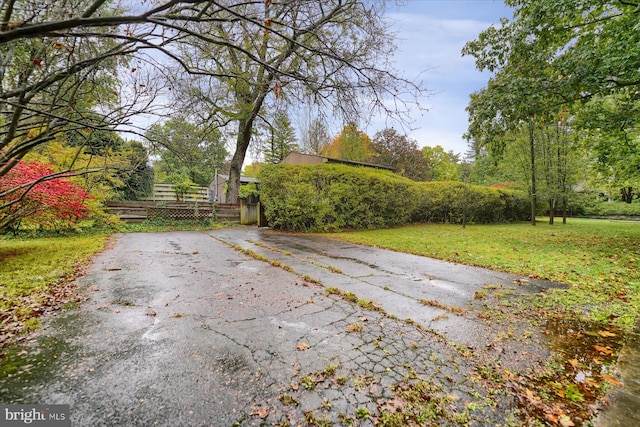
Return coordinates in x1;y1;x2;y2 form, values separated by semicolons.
375;380;461;426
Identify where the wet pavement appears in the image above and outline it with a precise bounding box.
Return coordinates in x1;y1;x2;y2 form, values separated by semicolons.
0;228;637;426
594;328;640;427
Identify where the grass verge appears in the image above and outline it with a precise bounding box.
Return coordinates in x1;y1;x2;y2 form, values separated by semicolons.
0;234;108;349
115;219;227;233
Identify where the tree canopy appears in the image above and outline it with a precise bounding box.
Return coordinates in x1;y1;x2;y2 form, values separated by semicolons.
1;0;426;209
421;145;462;182
322;123;371;162
464;1;640;99
463;0;640;221
154;0;426;202
574;93;640;202
300;117;331;156
145;117;227;187
368;128;430;181
263;111;298;164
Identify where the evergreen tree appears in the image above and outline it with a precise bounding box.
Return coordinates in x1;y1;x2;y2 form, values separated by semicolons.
264;112;298;164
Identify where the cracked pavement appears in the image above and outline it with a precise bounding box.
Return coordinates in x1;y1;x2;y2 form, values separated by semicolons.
1;228;572;426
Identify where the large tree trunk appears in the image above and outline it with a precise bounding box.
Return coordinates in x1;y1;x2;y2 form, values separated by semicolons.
226;119;252;204
621;186;633;203
225;89;269;204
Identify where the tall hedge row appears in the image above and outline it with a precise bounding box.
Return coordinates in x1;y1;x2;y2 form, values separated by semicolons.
412;182;530;224
259;164;419;231
258;164;529;231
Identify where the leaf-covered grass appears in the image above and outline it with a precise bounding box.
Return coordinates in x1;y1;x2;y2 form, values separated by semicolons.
0;235;108;343
116;219;226;233
332;218;640;328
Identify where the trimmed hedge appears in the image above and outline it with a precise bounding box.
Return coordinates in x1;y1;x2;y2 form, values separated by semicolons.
259;164;530;232
412;182;529;224
259;164;419;231
581;199;640;218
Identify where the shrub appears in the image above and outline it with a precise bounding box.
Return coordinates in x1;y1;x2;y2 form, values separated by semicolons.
498;187;532;222
259;164;530;231
0;160;94;232
413;182;529;224
259;164;419;231
238;182;260;200
166;173;197;201
581;199;640;218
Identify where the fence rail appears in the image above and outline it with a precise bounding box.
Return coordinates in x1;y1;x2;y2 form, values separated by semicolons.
105;201;240;223
139;183;211;203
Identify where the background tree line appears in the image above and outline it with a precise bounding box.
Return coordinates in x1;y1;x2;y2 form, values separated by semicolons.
462;0;640;224
244;118;464;184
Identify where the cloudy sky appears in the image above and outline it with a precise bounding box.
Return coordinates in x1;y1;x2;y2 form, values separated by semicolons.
368;0;512;156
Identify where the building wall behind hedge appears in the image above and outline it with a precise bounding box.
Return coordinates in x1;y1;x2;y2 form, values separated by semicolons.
259;164;529;231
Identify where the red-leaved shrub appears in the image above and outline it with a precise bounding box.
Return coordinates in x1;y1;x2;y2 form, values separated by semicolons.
0;160;93;230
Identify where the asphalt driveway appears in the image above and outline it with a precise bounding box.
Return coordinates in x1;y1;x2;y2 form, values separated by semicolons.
0;228;632;426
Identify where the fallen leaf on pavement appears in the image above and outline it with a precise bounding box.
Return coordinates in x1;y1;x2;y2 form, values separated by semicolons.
382;397;406;412
593;345;614;355
251;406;269;418
585;377;601;388
559;414;575;427
601;375;622;386
524;388;541;406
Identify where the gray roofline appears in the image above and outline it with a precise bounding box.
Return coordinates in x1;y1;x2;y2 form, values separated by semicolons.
283;152;394;172
215;174;260;183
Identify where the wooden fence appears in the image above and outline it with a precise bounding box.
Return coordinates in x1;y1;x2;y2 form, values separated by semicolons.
139;183;211;203
240;202;268;226
105;200;240;223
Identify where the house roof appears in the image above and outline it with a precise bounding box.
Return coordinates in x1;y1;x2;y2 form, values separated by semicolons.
282;152;395;172
210;174;260;186
324;156;395;171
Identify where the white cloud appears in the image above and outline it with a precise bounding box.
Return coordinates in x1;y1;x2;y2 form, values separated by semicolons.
364;4;506;154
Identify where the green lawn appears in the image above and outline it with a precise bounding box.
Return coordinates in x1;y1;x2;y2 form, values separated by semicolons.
332;218;640;328
0;234;108;337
